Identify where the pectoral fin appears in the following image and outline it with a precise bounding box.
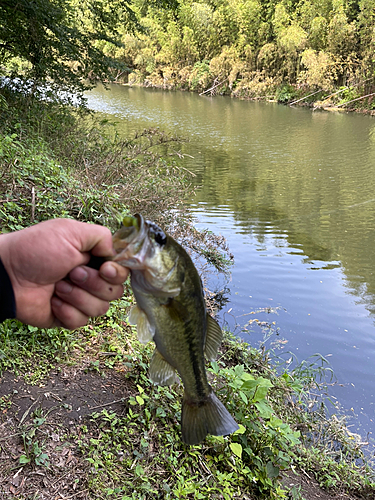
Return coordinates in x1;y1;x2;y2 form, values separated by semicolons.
149;349;179;386
204;314;223;361
128;305;155;344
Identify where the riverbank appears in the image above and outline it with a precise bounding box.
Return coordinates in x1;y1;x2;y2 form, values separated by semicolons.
0;90;375;498
115;75;375;116
99;0;375;117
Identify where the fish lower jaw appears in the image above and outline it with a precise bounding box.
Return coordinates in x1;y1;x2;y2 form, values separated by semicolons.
113;254;146;269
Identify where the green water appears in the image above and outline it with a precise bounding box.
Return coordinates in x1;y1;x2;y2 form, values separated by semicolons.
86;84;375;439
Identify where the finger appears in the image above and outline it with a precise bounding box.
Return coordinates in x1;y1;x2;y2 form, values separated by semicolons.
54;280;112;317
68;266;125;301
99;261;129;284
69;221;116;257
51;296;91;330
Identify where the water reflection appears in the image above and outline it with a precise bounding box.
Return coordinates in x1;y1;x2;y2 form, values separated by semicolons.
86;84;375;438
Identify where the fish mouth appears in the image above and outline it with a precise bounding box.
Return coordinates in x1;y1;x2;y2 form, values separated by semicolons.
112;214;150;268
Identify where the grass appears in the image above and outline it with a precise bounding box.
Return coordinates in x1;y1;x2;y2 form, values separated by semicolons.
0;87;374;499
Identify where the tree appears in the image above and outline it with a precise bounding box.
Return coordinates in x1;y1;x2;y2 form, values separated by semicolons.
0;0;137;95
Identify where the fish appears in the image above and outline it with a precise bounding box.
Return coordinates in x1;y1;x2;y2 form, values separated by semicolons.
112;214;238;445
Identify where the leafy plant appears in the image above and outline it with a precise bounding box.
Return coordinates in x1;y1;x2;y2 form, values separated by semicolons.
19;408;50;468
275;84;298;103
0;394;12;411
209;362;301;496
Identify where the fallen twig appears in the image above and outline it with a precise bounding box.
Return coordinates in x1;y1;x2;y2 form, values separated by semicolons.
0;432;22;442
19;397;40;424
199;78;228;96
289;89;323;105
88;398;126;411
336;92;375;107
59;488;89;500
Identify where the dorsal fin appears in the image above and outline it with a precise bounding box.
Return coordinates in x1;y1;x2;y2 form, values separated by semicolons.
128;305;155;344
204;314;223;361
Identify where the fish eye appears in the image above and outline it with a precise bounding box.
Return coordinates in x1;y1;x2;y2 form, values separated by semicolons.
147;221;167;246
155;231;167;246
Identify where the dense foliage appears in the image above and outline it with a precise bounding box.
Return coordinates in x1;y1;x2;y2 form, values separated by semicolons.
107;0;375;102
1;0;374;103
0;0;134;94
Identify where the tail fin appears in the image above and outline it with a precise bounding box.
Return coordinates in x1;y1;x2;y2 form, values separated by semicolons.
181;390;239;445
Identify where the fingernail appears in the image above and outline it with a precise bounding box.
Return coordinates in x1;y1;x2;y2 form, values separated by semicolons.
101;263;117;279
55;281;73;294
70;266;88;283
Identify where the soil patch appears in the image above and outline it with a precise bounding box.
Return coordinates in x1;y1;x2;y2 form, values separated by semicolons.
283;470;373;500
0;367;130;424
0;367;132;499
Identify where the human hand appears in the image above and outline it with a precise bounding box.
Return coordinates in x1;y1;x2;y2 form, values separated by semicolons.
0;219;129;329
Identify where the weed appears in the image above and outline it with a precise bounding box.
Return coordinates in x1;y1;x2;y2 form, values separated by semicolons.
19;408;50;468
288;484;304;499
0;394;12;411
0;319;80;380
75;327;300;498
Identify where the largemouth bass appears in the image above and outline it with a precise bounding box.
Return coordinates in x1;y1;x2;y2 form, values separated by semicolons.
112;214;238;445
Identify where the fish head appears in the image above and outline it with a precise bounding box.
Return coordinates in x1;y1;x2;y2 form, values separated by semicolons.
112;214;150;267
112;214;181;296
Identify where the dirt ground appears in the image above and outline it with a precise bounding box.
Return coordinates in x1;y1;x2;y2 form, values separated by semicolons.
282;470;373;500
0;368;371;500
0;367;131;499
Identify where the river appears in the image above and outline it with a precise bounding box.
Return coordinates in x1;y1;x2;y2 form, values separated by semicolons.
86;84;375;442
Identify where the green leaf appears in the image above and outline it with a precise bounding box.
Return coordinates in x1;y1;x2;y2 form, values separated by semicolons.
136;395;144;405
135;464;144;476
230;442;242;459
19;455;31;464
240;379;258;392
239;391;248;404
156;407;166;417
210;361;219;374
254;400;273;419
234;424;246;435
266;461;280;478
234;365;245;378
35;453;50;466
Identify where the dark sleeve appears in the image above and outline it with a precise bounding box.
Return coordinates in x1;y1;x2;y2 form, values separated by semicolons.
0;257;16;322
